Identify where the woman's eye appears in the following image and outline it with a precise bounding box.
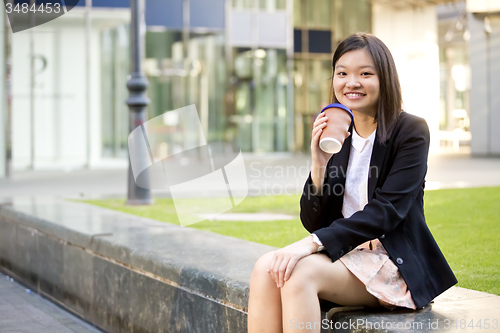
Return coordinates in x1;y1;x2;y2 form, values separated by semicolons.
337;72;346;76
361;72;372;76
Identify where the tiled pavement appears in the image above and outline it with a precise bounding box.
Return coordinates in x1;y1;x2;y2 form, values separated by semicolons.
0;272;103;333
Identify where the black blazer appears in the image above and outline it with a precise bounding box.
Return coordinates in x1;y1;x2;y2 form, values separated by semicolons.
300;112;457;309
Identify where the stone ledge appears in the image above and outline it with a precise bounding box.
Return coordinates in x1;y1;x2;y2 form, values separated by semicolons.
1;197;499;333
0;197;275;332
325;287;500;333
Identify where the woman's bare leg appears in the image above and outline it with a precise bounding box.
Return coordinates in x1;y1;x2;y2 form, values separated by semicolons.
280;253;380;333
248;251;283;333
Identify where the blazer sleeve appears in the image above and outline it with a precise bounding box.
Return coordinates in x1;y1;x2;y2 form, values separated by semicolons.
313;117;430;262
299;155;340;234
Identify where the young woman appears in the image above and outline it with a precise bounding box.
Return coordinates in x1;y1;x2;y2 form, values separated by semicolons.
247;32;457;333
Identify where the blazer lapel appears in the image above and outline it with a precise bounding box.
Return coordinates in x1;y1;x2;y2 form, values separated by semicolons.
368;130;389;200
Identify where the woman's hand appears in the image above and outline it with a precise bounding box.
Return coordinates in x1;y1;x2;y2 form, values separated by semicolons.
310;113;335;193
311;112;334;168
268;236;318;288
310;112;351;194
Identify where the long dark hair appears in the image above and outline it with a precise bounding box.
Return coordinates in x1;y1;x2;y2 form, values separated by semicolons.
330;32;403;144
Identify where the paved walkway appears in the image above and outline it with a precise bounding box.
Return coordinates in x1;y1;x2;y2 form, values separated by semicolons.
0;272;102;333
0;150;499;199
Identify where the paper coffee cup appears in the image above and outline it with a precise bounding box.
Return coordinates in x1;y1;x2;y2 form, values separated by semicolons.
319;137;342;154
318;103;353;154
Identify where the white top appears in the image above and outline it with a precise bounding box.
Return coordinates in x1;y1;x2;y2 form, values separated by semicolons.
341;127;377;219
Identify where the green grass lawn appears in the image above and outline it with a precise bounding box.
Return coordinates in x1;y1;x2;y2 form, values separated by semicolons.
80;186;500;296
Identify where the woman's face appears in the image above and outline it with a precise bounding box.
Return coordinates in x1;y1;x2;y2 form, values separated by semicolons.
333;48;380;117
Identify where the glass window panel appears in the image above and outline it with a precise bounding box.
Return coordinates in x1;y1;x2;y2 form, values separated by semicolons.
333;0;371;42
302;113;313;152
294;59;306;114
233;48;288;152
276;0;286;10
101;24;129;158
308;30;331;53
259;0;273;11
233;0;254;10
293;0;301;26
306;0;314;27
116;25;130;157
294;29;302;53
234;83;253;151
317;0;332;28
259;0;286;11
308;59;332;113
232;48;254;152
101;29;114;158
254;49;276;152
145;32;227;150
307;0;331;29
275;49;288;151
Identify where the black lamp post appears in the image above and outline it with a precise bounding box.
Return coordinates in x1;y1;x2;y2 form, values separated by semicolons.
126;0;153;205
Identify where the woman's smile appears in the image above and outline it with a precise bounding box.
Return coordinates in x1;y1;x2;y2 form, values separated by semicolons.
344;91;367;99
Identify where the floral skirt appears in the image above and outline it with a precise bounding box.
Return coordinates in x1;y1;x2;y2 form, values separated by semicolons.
339;239;416;310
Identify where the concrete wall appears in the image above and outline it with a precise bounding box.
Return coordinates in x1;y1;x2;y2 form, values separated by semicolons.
468;12;500;156
372;3;441;153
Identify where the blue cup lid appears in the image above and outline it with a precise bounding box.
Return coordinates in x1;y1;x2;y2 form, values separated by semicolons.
320;103;354;127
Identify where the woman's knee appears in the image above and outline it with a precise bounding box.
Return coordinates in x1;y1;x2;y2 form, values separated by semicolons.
281;255;323;295
250;251;275;287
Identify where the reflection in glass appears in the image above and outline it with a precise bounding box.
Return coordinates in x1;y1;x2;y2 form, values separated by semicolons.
439;43;470;133
259;0;286;11
293;0;301;26
307;0;331;28
308;59;331;113
333;0;371;43
145;31;227;147
232;0;254;10
101;24;129;159
233;0;286;11
233;48;288;152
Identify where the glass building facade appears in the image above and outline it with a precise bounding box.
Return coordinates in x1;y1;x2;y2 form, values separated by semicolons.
2;0;476;177
437;2;471;143
142;0;372;156
1;0;374;174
